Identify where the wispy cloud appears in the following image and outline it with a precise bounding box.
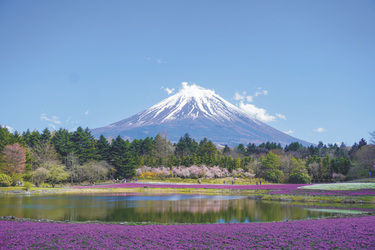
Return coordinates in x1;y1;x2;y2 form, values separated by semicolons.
314;127;326;133
276;113;286;120
235;87;285;123
284;130;293;135
239;101;276;123
255;88;268;97
40;113;61;124
234;92;245;101
147;57;167;64
162;87;175;95
234;91;253;102
85;110;89;116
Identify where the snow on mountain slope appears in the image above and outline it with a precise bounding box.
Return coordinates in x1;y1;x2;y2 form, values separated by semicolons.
91;83;311;146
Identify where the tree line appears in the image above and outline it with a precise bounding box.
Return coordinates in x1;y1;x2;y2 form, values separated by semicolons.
0;125;374;186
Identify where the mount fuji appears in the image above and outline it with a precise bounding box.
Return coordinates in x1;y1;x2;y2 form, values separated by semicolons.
91;83;311;146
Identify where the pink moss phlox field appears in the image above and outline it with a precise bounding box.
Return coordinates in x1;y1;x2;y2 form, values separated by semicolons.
73;183;310;191
2;216;375;249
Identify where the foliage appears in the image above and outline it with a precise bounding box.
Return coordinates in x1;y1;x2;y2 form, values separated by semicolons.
23;181;32;191
0;173;12;187
32;167;50;185
265;169;284;183
0;143;26;176
332;173;346;182
47;164;70;187
289;172;310;184
79;161;110;183
1;125;374;184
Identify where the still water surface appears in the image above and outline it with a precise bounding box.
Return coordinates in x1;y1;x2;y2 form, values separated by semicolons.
0;193;364;223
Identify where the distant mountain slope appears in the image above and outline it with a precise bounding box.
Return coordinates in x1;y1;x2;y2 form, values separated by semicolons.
91;83;311;146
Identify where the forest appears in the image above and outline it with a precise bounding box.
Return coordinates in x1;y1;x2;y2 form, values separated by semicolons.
0;125;374;186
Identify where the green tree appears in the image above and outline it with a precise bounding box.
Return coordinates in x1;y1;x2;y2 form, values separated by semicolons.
175;133;198;158
46;163;70;187
51;128;74;160
197;138;218;165
97;135;111;162
40;128;52;143
259;152;282;182
72;127;98;164
0;125;15;152
260;152;280;172
110;136;135;179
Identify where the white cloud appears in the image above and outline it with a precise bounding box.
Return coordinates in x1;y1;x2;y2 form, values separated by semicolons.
4;125;14;133
314;127;326;133
276;113;286;120
255;89;268;97
234;92;245;101
162;87;175;95
40;113;61;124
155;58;166;64
284;130;293;135
239;101;276;123
85;110;89;116
246;95;254;102
147;57;166;64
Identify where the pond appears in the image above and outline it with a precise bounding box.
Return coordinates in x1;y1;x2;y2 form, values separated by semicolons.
0;193;367;223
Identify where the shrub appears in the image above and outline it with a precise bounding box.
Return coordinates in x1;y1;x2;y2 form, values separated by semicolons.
332;173;346;182
23;182;32;191
0;173;12;187
265;169;284;183
289;172;311;184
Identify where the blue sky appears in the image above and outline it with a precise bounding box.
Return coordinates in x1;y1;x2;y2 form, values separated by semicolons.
1;0;374;146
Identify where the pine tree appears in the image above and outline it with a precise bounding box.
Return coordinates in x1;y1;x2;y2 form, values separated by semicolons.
97;135;111;162
72;127;97;164
110;136;135;179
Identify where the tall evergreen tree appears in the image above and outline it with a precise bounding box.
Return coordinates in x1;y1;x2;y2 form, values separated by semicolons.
175;133;198;158
110;136;135;179
41;128;52;142
0;125;15;152
97;135;111;162
51;128;74;160
72;127;97;164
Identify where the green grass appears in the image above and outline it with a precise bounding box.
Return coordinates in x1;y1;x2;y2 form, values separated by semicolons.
261;194;375;204
300;183;375;191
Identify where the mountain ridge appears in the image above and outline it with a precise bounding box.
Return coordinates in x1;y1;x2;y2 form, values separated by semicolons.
91;83;312;147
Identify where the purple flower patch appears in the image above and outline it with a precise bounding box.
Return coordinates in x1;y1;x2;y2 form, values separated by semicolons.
74;182;310;191
1;216;375;249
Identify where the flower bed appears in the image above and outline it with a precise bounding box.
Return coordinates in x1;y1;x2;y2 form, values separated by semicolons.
73;182;309;191
1;217;375;249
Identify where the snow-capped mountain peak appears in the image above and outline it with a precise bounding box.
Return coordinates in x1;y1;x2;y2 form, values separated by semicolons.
91;82;311;146
137;82;258;125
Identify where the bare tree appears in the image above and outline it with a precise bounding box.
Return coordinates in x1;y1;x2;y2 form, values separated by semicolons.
370;130;375;145
28;142;59;170
65;152;80;185
1;143;26;176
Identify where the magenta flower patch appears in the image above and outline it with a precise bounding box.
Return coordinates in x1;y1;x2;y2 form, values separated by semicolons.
1;216;375;249
74;182;310;191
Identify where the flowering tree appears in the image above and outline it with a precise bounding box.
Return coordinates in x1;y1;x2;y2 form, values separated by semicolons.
1;143;26;176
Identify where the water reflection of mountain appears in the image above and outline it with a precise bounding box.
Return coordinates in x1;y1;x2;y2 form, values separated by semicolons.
0;194;339;223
